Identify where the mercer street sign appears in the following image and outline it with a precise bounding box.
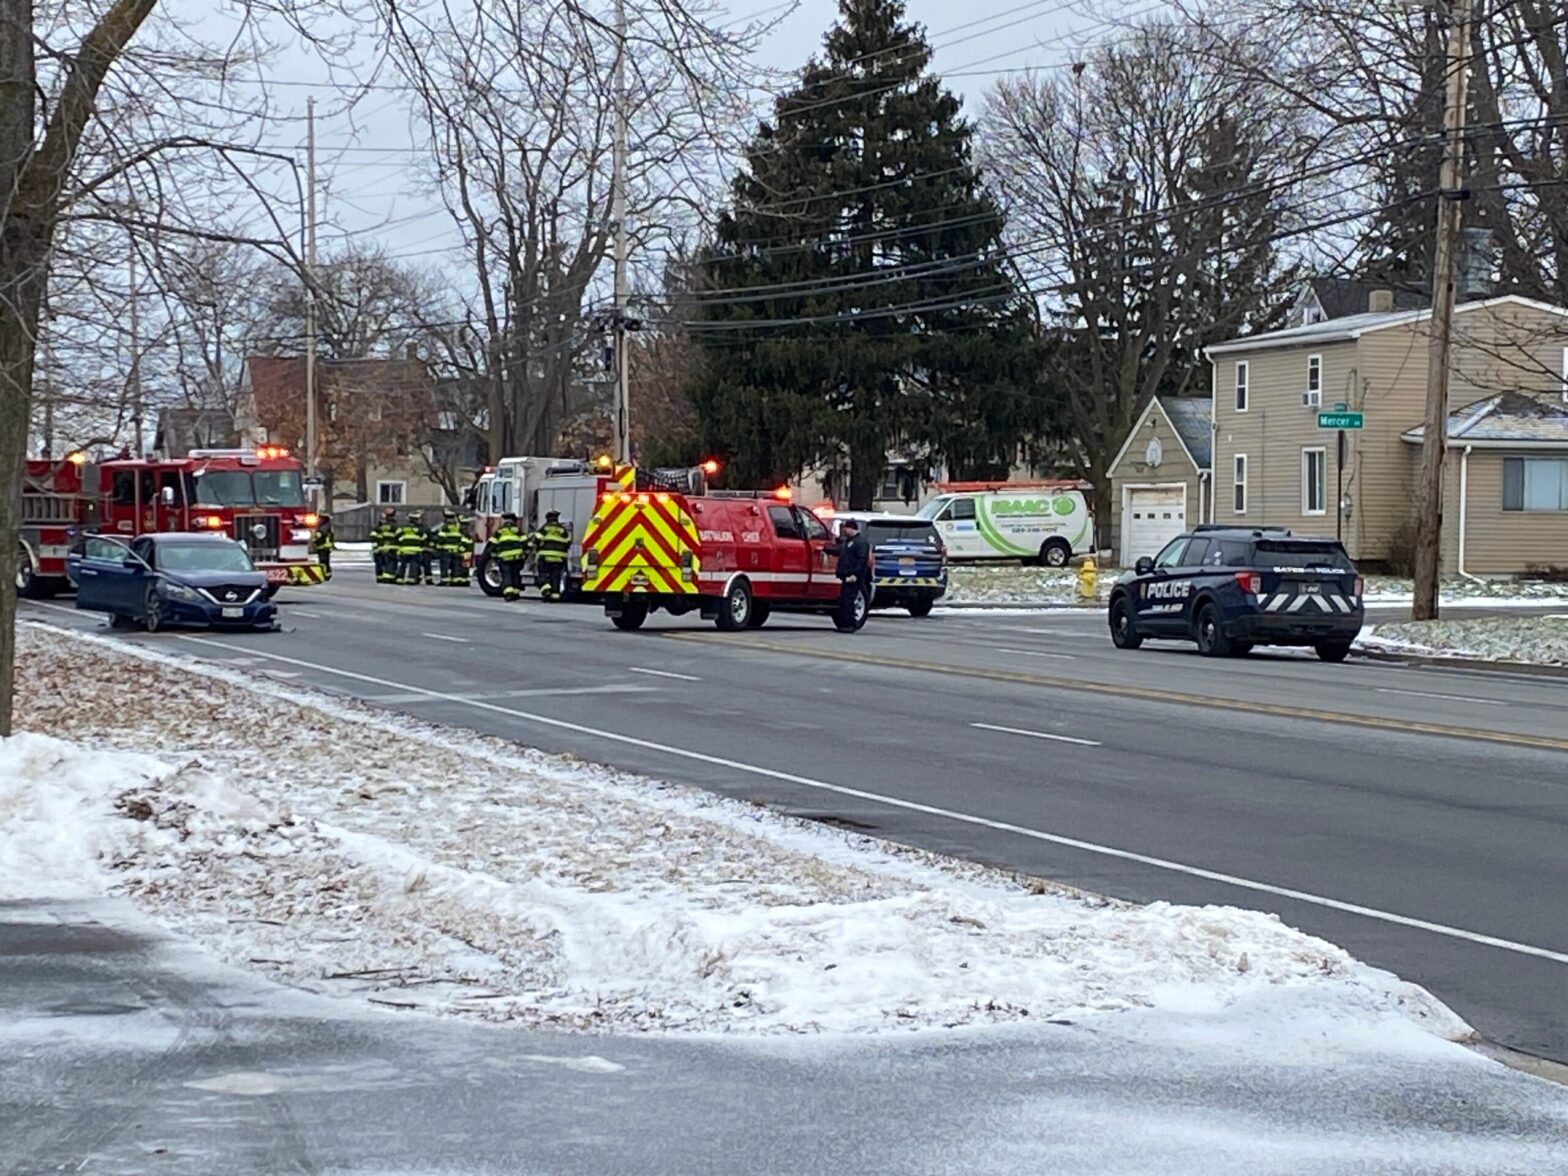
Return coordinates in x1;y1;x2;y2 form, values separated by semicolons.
1318;411;1364;430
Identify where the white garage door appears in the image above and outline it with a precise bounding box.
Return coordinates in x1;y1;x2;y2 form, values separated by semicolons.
1123;486;1186;565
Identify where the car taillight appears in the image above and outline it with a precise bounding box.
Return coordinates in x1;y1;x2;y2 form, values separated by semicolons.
1235;571;1261;595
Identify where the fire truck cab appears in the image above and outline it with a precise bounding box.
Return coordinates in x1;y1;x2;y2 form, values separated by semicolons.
585;489;852;631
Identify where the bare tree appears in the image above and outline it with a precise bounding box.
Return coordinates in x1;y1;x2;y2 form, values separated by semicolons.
380;0;767;463
981;17;1306;535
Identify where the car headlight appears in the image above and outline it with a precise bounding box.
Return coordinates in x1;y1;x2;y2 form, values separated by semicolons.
158;580;202;603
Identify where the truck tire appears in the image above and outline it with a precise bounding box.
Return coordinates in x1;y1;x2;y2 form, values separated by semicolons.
716;579;753;631
906;596;934;618
475;554;504;597
1038;539;1072;568
611;600;649;631
15;549;54;599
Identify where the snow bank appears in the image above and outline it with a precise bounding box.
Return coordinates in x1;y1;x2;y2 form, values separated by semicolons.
8;623;1467;1040
1358;615;1568;666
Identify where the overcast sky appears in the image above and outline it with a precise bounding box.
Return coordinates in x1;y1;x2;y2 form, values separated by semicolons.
240;0;1113;286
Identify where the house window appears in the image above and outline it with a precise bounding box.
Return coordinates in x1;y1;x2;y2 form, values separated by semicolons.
1503;458;1568;511
1234;361;1249;412
1305;354;1322;406
1233;454;1247;514
1302;448;1326;515
376;481;406;505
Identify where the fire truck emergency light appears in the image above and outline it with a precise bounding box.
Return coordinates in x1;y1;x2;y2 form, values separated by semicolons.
772;486;792;502
66;451;88;465
301;513;320;527
700;459;720;475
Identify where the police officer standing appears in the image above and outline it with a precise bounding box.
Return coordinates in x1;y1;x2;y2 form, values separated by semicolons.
311;513;336;580
437;509;468;587
825;518;870;633
532;510;571;601
490;512;528;601
371;506;400;584
396;510;429;585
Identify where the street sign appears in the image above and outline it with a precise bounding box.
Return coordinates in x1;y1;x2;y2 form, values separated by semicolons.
1333;401;1348;412
1318;412;1363;430
303;477;324;491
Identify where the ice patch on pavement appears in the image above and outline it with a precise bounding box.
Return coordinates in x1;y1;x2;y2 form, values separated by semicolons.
5;623;1469;1043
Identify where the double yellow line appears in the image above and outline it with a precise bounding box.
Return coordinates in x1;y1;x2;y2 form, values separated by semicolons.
672;633;1568;754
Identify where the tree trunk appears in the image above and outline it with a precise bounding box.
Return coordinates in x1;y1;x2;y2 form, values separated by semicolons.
0;231;47;737
848;433;883;511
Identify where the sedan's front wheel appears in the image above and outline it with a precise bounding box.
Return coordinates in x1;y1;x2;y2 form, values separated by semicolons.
143;588;164;633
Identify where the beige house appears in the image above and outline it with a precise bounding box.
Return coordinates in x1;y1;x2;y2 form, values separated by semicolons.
1106;395;1213;565
1204;293;1568;574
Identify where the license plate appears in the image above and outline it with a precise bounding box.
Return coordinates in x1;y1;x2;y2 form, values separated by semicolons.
899;557;915;567
221;606;243;619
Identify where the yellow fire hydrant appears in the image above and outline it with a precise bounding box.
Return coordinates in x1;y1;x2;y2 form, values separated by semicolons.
1076;555;1098;603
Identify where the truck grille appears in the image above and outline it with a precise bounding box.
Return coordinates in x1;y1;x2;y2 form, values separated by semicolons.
234;513;280;560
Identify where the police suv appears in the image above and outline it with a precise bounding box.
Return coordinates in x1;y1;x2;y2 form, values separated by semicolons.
1107;526;1365;661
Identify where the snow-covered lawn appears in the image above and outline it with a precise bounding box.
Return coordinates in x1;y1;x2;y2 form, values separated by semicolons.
1358;615;1568;666
5;623;1465;1043
945;564;1111;605
1362;575;1568;607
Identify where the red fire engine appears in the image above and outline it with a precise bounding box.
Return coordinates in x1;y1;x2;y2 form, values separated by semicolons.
17;447;326;598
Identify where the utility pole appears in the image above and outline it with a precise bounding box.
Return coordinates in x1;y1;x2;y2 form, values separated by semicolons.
304;96;320;507
610;0;631;465
129;245;143;455
1412;0;1474;621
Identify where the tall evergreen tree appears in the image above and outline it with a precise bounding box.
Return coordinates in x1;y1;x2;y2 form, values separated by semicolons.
686;0;1046;507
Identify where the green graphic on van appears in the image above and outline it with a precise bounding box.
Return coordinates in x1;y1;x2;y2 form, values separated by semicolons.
991;498;1052;517
1052;496;1075;515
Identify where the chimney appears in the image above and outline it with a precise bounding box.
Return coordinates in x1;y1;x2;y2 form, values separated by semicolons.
1457;228;1494;301
1368;289;1395;314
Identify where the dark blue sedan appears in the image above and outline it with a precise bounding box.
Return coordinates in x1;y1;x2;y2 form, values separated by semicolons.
70;533;278;633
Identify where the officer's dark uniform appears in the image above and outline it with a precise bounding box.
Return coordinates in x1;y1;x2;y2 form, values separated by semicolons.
310;514;336;580
490;514;529;601
371;509;400;583
396;512;430;585
826;522;870;632
532;512;571;601
436;510;469;586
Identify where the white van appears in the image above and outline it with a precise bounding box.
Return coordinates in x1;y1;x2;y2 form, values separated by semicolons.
915;482;1094;566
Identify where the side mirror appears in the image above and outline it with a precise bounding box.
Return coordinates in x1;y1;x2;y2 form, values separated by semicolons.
1134;556;1154;576
123;556;144;571
160;486;175;506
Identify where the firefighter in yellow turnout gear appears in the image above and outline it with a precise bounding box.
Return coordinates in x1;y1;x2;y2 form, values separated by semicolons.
532;510;571;601
371;507;400;583
396;511;432;585
436;510;470;587
489;513;529;601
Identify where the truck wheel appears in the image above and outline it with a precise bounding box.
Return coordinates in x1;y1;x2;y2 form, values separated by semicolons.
1194;602;1232;657
1315;641;1352;663
906;596;934;618
1038;539;1071;568
1109;595;1142;649
15;549;50;599
748;602;771;629
611;600;649;631
716;579;753;631
475;555;504;598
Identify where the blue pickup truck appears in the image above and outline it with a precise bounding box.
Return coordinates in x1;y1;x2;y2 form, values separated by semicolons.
828;512;949;617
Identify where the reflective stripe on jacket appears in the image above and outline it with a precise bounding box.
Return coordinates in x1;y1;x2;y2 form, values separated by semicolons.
534;522;571;563
490;525;528;562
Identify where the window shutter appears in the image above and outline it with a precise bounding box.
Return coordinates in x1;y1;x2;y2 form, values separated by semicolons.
1502;458;1523;511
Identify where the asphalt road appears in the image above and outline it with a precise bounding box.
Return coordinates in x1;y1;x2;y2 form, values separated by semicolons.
22;571;1568;1066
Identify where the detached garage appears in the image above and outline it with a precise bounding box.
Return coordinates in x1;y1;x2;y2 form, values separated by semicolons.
1107;396;1213;566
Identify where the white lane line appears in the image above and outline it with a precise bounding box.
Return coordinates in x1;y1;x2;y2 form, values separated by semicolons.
288;610;323;619
422;633;470;644
971;722;1100;747
992;646;1076;660
1018;628;1082;636
166;633;1568;968
1376;687;1506;707
628;667;701;682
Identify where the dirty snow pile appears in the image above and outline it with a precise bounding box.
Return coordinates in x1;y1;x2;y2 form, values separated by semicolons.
1361;575;1568;608
1359;615;1568;666
945;565;1112;606
6;624;1463;1039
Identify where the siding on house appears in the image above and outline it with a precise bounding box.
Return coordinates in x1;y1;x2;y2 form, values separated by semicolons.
1443;452;1568;574
1107;400;1207;562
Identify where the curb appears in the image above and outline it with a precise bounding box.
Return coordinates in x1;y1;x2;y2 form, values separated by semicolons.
1354;647;1568;679
940;600;1104;611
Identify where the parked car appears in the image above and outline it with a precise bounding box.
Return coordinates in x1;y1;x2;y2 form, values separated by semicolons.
70;532;278;633
1107;526;1364;660
829;512;948;617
